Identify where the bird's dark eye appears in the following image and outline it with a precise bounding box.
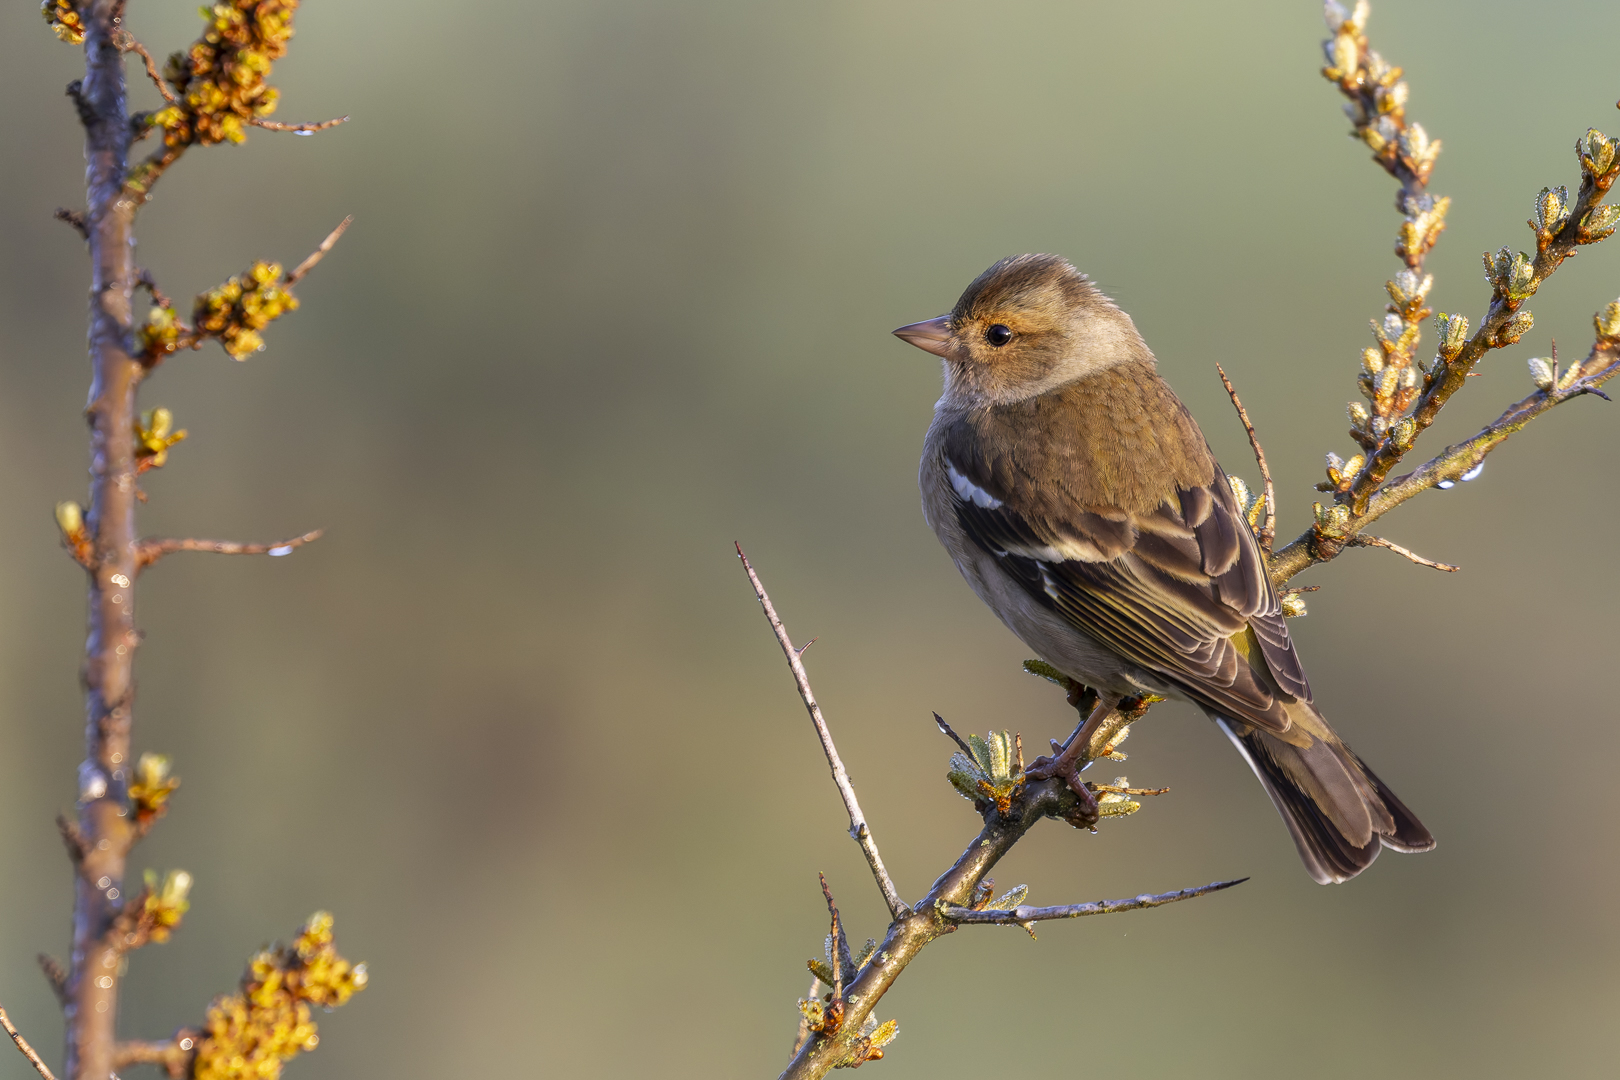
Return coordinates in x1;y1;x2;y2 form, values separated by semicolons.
985;324;1013;347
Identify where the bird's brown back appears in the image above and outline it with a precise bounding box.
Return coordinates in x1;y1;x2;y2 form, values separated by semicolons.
957;359;1216;519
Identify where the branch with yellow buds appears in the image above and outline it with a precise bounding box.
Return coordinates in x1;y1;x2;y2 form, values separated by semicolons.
123;0;337;200
1264;4;1620;585
31;4;363;1078
1320;0;1445;485
138;219;350;366
741;553;1243;1080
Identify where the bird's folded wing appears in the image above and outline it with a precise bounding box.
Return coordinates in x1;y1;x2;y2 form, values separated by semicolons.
940;421;1310;733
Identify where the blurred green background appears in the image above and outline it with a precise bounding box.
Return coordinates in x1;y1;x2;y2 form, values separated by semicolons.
3;0;1619;1076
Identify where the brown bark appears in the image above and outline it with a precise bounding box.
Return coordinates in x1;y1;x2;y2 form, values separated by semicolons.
67;4;143;1077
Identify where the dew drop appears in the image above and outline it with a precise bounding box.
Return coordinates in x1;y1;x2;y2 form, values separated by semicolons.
268;546;293;557
1460;462;1484;482
1437;479;1455;489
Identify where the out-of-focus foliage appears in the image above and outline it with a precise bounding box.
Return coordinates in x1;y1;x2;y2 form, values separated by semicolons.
192;913;366;1080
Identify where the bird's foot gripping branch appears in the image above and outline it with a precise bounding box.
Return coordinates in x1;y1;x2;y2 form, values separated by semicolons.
737;547;1244;1080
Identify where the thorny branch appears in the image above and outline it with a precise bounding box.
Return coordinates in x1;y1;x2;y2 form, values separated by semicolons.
249;114;349;135
1216;363;1276;552
136;528;324;570
138;219;351;365
28;4;366;1079
285;216;354;287
940;878;1247;937
111;1034;197;1078
743;560;1242;1080
115;33;176;106
36;956;69;1008
54;208;88;239
736;544;911;922
1;1005;59;1080
1260;3;1620;586
1348;533;1458;573
763;5;1620;1077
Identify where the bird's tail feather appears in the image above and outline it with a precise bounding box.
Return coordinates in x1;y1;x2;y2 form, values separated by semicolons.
1216;713;1435;884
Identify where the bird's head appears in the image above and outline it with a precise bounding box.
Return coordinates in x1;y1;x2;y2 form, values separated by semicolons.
894;254;1151;406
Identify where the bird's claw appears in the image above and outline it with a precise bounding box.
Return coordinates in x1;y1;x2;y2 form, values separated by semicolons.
1025;754;1101;827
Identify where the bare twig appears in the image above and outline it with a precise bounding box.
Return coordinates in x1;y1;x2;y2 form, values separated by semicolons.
1091;782;1170;797
283;216;353;287
112;1034;197;1078
135;268;173;311
819;874;851;1006
737;544;909;920
1348;533;1459;572
1216;363;1276;552
941;878;1247;933
115;34;176;105
37;956;69;1008
137;529;323;570
248;114;349;135
930;712;976;759
54;208;88;239
56;813;89;863
1;1005;59;1080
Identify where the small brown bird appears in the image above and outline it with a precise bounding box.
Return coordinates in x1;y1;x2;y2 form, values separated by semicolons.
895;254;1434;883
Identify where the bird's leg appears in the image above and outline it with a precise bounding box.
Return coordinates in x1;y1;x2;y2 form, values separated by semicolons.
1025;694;1120;825
1066;681;1099;713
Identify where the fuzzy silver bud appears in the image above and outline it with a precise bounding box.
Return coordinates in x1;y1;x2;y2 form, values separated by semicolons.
1595;299;1620;340
1436;311;1469;359
1498;309;1534;345
1503;251;1536;299
1527;356;1555;390
1580;128;1617;178
1580;204;1620;243
1532;186;1569;235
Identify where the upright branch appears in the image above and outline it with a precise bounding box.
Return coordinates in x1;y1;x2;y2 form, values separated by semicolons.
32;3;366;1078
1319;0;1446;508
123;0;343;201
65;6;145;1076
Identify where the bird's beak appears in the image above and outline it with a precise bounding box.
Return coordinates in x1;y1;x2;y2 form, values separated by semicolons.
892;315;954;358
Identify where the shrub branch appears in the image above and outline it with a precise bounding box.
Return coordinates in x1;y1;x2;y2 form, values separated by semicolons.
739;557;1244;1080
